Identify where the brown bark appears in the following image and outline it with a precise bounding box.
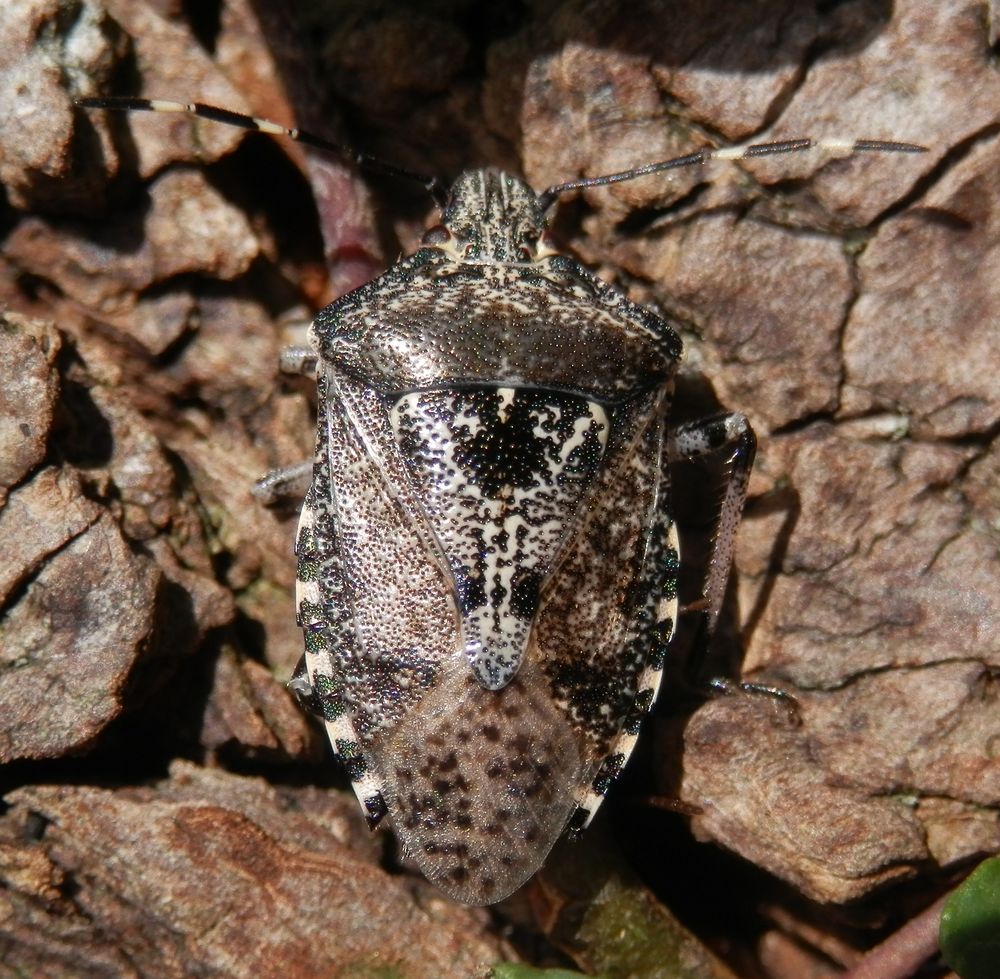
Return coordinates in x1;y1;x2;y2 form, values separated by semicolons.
1;0;997;975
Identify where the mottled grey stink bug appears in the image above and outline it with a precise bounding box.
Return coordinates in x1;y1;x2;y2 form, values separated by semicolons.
78;96;925;905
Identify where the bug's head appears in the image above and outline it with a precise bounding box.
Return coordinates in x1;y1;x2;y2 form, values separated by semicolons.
423;168;555;265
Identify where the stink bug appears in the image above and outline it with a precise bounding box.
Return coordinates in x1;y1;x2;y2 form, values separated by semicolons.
77;96;925;905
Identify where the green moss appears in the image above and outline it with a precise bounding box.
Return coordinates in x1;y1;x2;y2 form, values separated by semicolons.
940;856;1000;979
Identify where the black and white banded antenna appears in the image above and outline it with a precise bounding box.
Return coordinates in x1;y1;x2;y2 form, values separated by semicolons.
76;96;927;213
76;96;451;207
536;136;928;211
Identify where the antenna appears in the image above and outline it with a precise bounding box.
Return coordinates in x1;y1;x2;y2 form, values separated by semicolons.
77;96;927;215
75;96;450;207
536;137;927;212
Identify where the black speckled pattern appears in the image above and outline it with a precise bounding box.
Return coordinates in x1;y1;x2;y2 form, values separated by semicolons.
296;169;683;904
392;386;607;690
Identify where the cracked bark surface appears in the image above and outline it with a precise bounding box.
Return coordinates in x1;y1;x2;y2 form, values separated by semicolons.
0;0;997;976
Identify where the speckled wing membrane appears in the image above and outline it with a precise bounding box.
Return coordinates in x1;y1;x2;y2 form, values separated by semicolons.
295;192;682;903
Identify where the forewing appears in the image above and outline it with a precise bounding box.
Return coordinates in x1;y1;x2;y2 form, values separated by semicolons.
296;369;459;808
535;386;678;818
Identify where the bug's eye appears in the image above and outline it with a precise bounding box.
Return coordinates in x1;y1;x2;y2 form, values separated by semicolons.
422;224;451;245
463;243;476;258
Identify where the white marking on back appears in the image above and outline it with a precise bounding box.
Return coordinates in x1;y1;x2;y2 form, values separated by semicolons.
390;389;610;690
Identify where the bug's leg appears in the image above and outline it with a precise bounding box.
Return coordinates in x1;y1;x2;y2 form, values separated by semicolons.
252;460;313;504
251;335;319;504
668;412;755;633
279;345;317;377
251;342;317;503
668;413;797;712
287;655;319;710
